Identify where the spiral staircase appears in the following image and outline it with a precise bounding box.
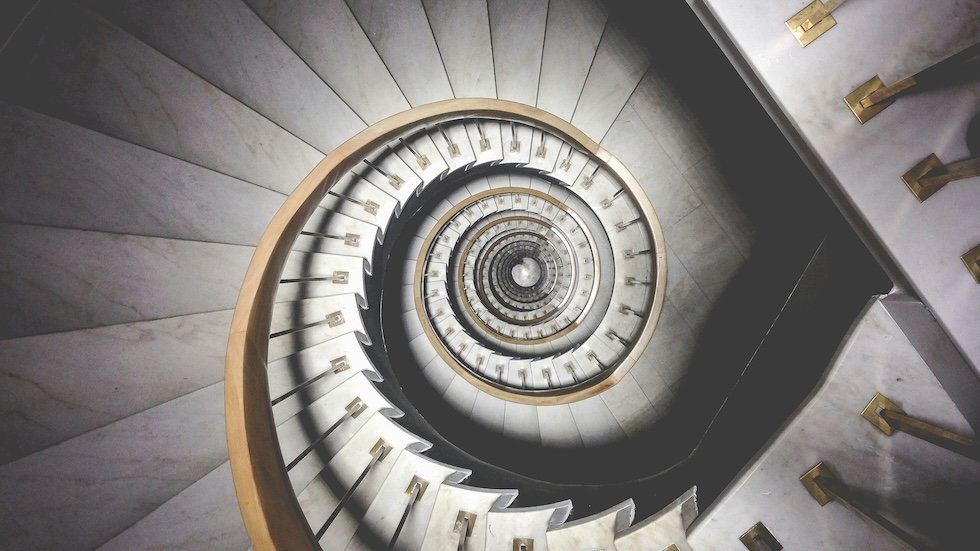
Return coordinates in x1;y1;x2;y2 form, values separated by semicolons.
1;0;978;550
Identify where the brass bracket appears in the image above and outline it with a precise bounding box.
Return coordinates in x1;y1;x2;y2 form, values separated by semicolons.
740;521;783;550
513;538;534;551
901;153;945;201
370;438;392;463
800;461;837;505
454;510;476;536
331;355;350;374
662;545;680;551
861;392;904;435
962;244;980;284
345;398;366;418
786;1;836;47
844;76;894;123
902;154;980;202
325;311;345;328
406;475;429;499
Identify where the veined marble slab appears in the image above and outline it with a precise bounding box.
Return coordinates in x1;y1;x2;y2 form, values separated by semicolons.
0;224;253;339
346;0;454;107
536;0;608;121
488;0;547;106
5;3;321;195
687;300;980;550
570;20;650;142
88;0;365;154
244;0;409;124
422;0;496;99
0;310;232;465
96;461;248;551
0;382;227;551
0;103;284;246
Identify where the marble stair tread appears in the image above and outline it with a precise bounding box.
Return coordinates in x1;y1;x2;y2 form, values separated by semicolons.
0;103;285;246
281;374;399;491
268;332;381;418
535;0;609;122
0;2;322;195
0;382;227;551
297;209;382;265
0;310;232;466
87;0;365;154
268;294;367;360
464;119;505;167
346;449;471;551
537;404;585;448
502;400;542;445
568;394;628;447
687;300;980;550
96;461;249;551
276;252;369;304
488;0;548;106
421;0;495;99
345;0;453;108
441;374;481;419
304;412;432;549
418;482;517;551
0;224;253;340
570;20;651;142
546;499;635;550
484;501;573;551
429;122;477;174
614;487;697;551
320;175;400;235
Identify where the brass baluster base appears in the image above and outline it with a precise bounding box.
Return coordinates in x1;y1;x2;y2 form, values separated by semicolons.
740;521;783;550
861;392;903;435
962;244;980;284
844;76;894;123
786;1;837;47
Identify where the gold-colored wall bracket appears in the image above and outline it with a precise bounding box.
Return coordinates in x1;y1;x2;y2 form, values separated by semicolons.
861;392;980;460
901;154;980;201
786;0;837;47
962;244;980;284
861;392;903;435
740;521;783;550
844;76;894;123
800;461;837;505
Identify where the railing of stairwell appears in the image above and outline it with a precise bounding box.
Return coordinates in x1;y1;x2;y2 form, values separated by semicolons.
224;98;659;550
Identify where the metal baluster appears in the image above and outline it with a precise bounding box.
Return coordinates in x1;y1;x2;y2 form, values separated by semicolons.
286;399;365;471
317;440;390;539
453;511;475;551
862;393;980;461
386;476;428;551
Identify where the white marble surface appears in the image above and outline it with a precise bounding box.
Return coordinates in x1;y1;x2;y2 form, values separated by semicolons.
545;499;633;550
419;482;516;551
571;20;650;142
96;461;249;551
89;0;366;154
20;4;322;195
688;299;980;550
0;310;232;465
485;501;571;551
615;487;697;551
568;395;627;446
346;0;454;108
0;224;253;339
0;104;284;246
244;0;409;124
537;404;584;448
536;0;608;121
0;382;227;551
488;0;548;106
422;0;496;99
690;0;980;372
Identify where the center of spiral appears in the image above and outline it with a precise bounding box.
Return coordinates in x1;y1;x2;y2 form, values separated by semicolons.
511;256;542;288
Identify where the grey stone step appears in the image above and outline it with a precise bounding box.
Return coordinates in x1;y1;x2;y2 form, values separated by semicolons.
536;0;608;122
545;499;635;550
615;487;697;551
488;0;548;107
484;501;572;551
422;0;496;99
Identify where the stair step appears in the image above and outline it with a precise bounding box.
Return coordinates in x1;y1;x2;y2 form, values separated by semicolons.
418;482;517;551
277;252;369;304
268;294;367;360
298;209;381;264
545;499;634;550
484;501;572;551
422;0;495;99
0;382;226;550
0;224;253;339
0;310;232;465
96;461;249;551
0;103;285;246
488;0;548;106
88;0;365;154
0;2;321;194
614;487;697;551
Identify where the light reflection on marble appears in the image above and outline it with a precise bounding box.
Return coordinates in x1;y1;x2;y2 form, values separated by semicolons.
571;20;651;142
691;0;980;371
687;300;980;550
422;0;496;99
0;310;232;465
536;0;608;121
346;0;454;107
91;0;366;154
488;0;548;106
0;224;253;339
17;4;322;195
96;461;248;551
0;382;227;551
244;0;410;124
0;104;284;246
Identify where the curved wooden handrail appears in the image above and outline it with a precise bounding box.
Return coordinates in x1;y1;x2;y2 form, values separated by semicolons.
224;98;663;549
